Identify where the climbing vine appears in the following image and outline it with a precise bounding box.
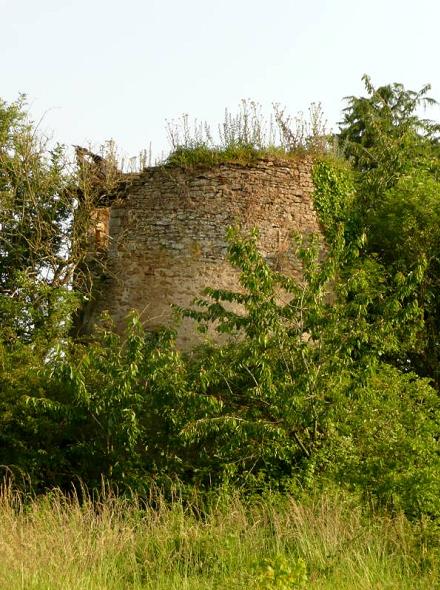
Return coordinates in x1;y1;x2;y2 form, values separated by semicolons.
312;158;355;240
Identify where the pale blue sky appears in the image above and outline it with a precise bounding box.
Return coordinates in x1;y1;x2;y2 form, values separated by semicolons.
2;0;439;160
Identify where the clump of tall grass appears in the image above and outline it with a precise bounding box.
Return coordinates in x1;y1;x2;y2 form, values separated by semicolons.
0;483;437;589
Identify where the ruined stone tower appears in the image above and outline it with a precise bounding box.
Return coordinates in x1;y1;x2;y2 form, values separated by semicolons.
79;156;321;348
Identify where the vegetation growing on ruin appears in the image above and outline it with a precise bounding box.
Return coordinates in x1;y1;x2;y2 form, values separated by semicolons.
165;100;329;168
1;77;440;588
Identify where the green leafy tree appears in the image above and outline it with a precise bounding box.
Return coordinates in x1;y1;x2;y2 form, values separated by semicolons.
0;96;82;344
339;76;440;387
178;227;428;497
339;75;440;202
0;96;105;488
0;96;75;485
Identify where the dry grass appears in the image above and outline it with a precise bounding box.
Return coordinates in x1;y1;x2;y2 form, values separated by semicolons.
0;484;437;589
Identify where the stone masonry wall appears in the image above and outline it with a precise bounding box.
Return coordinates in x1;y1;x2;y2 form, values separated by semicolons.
83;156;321;348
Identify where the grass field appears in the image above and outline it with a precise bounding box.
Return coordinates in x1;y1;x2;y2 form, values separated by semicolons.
0;485;438;589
